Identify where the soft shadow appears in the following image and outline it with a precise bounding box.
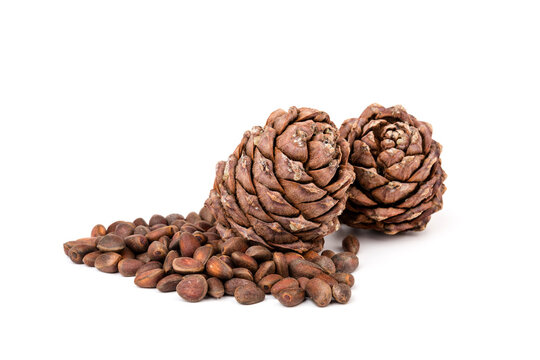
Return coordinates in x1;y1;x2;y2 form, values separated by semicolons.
333;224;425;245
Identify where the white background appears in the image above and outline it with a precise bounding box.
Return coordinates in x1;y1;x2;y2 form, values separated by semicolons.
1;1;539;359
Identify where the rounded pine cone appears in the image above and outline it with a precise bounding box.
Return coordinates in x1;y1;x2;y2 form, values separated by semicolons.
339;104;447;234
206;107;355;253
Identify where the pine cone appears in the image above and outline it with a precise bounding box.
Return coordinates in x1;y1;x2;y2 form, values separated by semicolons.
206;107;355;253
339;104;447;234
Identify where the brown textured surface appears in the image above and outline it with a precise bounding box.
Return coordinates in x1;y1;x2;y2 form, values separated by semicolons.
339;104;447;234
206;106;355;253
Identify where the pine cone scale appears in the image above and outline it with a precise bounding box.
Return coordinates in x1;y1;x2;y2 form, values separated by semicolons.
254;182;299;217
353;166;389;190
408;142;442;182
235;155;256;194
274;149;313;182
384;155;423;181
236;186;273;221
280;180;327;203
398;164;444;209
271;214;320;233
370;181;418;204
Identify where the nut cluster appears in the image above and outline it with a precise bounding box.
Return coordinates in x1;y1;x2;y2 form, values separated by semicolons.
63;207;359;307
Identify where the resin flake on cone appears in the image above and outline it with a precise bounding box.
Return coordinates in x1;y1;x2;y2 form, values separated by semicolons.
339;104;447;234
206;107;355;253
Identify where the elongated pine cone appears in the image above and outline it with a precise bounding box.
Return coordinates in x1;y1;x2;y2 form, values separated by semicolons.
206;107;355;253
339;104;447;234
